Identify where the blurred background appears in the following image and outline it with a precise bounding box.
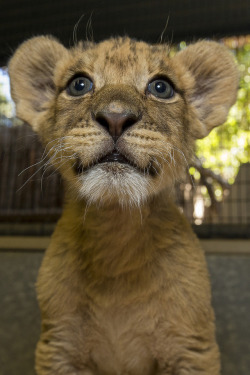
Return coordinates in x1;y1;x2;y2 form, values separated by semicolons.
0;1;249;374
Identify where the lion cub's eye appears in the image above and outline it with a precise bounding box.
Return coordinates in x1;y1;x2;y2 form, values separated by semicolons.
67;76;93;96
147;79;174;99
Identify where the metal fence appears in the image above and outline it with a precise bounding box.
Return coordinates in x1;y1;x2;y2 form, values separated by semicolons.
176;164;250;238
0;123;63;222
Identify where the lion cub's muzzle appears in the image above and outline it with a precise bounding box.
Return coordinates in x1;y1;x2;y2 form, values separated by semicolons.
74;85;150;175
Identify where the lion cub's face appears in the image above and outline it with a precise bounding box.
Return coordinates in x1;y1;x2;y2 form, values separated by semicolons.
9;37;238;207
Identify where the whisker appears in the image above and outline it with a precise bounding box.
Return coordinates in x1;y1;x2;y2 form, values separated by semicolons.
86;11;94;42
73;13;85;46
17;162;48;192
18;136;73;176
158;15;170;44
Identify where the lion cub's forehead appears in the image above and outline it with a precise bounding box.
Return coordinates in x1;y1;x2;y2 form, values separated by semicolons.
92;37;168;69
58;38;173;89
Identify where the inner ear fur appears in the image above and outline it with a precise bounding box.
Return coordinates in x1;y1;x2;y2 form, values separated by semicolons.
9;36;67;128
174;41;239;138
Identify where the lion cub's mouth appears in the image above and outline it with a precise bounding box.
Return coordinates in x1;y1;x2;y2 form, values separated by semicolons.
74;150;157;176
98;151;131;165
74;150;140;175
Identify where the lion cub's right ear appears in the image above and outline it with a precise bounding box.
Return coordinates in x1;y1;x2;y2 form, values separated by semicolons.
9;36;67;129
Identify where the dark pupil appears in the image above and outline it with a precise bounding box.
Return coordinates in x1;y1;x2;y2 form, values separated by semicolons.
74;79;85;91
155;81;166;93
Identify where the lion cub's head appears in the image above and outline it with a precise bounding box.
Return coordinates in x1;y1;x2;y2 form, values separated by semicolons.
9;36;238;207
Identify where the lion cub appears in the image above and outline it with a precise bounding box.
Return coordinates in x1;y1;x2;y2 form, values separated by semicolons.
9;36;238;375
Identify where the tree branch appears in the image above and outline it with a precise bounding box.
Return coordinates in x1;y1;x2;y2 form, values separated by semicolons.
191;157;230;189
191;156;230;212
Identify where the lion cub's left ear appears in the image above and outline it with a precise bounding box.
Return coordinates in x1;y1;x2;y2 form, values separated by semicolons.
174;41;239;138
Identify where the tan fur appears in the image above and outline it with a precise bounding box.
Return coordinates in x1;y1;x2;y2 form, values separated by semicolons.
9;36;238;375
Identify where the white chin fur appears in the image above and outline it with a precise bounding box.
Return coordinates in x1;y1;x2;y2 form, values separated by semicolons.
77;165;153;208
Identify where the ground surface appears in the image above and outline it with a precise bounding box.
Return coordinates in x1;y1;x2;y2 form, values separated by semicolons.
0;250;249;375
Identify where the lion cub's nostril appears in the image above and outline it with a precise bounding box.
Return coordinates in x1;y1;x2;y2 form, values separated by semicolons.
95;112;138;140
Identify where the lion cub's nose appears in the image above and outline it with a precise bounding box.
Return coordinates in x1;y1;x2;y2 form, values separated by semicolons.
95;111;138;141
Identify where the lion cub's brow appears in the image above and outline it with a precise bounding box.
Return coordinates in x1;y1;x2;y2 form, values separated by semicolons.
58;38;175;90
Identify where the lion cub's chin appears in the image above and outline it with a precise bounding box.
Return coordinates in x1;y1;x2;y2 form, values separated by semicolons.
76;163;157;208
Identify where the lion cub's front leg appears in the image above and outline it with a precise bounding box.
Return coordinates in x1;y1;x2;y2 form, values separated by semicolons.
152;322;220;375
35;323;94;375
156;342;220;375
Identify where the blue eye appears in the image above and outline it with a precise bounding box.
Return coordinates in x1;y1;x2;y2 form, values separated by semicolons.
147;79;174;99
67;76;93;96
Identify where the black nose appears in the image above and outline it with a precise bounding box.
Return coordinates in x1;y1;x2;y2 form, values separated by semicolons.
95;111;138;141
